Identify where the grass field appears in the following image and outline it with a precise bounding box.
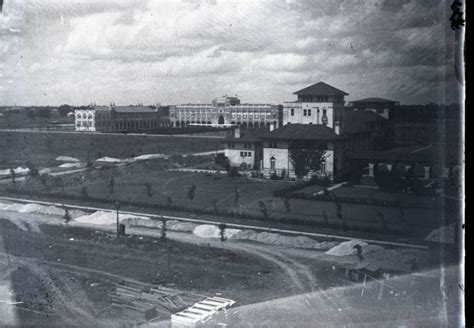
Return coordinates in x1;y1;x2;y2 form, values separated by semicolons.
7;158;444;239
0;130;223;169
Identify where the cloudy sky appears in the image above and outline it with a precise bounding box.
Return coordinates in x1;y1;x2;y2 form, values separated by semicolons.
0;0;463;106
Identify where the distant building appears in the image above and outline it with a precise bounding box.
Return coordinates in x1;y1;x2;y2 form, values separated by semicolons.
75;104;170;132
349;97;399;120
222;82;397;181
169;96;282;129
343;110;390;151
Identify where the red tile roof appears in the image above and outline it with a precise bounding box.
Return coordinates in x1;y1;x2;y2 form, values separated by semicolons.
262;124;344;141
350;97;399;104
293;82;349;96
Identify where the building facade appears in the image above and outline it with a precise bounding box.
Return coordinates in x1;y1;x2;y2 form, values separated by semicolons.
349;97;399;120
223;127;265;170
75;104;170;132
260;124;345;180
170;96;282;129
282;81;348;130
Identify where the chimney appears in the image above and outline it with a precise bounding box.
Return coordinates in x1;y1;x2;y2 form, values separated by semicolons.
269;123;275;132
234;127;241;138
334;121;341;135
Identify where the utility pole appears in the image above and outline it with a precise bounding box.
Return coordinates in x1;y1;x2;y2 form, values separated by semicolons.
115;201;120;238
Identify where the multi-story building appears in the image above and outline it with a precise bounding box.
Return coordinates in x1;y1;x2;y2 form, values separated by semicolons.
282;81;348;131
349;97;399;120
258;82;349;180
75;104;170;132
170;96;282;129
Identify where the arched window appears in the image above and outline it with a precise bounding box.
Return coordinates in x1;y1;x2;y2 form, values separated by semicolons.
270;156;276;171
77;113;82;119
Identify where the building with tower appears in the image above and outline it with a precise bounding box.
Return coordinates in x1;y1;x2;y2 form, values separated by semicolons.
169;96;282;129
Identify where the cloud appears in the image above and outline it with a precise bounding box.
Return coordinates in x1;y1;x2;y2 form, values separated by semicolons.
0;0;462;105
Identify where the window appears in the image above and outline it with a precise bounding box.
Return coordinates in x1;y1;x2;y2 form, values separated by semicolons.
248;152;252;157
303;109;307;116
308;109;311;116
290;108;294;116
240;151;244;157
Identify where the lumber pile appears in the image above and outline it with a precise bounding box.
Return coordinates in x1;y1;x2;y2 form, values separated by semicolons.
171;297;236;328
109;282;204;322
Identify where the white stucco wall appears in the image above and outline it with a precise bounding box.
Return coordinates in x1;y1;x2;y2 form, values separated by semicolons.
75;109;96;131
262;146;335;179
283;102;334;127
225;149;255;168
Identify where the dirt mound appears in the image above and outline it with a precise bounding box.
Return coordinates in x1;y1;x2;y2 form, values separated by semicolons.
193;224;241;239
325;240;368;256
74;211;150;225
167;220;197;232
0;166;29;176
56;156;80;162
231;230;338;250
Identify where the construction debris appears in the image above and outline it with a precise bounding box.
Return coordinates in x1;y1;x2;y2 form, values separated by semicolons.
171;297;235;328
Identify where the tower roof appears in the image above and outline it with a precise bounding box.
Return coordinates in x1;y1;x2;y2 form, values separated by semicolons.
293;82;349;96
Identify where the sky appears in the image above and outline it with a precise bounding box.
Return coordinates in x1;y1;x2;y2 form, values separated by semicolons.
0;0;464;106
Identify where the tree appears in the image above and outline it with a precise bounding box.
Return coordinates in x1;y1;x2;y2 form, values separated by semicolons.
377;210;388;233
160;218;167;240
109;176;115;194
333;194;346;232
323;210;329;226
58;104;72;117
187;185;196;201
234;188;240;207
218;223;227;242
25;161;39;177
80;186;89;198
63;206;72;231
258;201;269;220
10;168;15;185
282;197;291;213
289;141;325;178
143;182;154;198
212;198;219;215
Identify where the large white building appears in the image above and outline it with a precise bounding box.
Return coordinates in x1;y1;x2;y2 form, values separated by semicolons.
75;104;170;132
170;96;281;129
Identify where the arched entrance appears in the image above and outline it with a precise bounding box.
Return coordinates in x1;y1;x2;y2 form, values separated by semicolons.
218;115;225;125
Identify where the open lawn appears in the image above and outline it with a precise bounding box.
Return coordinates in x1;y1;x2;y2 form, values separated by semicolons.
59;168;290;213
332;185;437;208
0;130;223;169
240;196;441;237
6;159;444;239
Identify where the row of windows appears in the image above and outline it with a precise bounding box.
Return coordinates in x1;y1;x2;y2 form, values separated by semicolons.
268;141;278;148
289;108;327;116
241;152;252;157
300;95;329;102
77;113;93;119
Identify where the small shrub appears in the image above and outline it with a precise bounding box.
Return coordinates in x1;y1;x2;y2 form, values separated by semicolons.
80;186;89;198
187;185;196;201
228;166;240;177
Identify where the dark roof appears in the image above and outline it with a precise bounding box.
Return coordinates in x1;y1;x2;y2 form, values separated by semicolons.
343;110;385;134
263;124;344;141
350;97;399;104
293;82;349;96
223;128;268;143
112;106;157;113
